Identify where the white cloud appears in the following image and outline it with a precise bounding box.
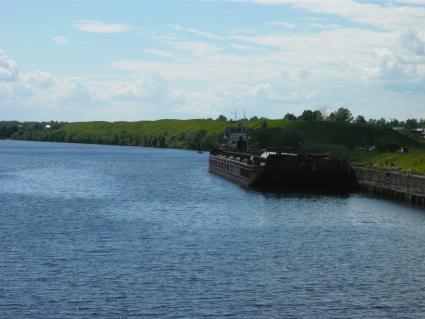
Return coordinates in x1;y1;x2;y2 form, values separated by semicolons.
0;50;19;81
306;23;342;30
4;0;425;122
186;28;224;39
0;51;96;118
52;36;67;45
390;0;425;5
231;44;263;51
400;30;425;56
143;49;177;60
234;0;425;30
110;73;170;101
250;82;275;98
155;37;223;57
267;21;296;28
21;71;58;90
112;16;425;119
73;20;129;33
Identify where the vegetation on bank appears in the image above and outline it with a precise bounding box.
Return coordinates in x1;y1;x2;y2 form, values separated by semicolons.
357;149;425;175
6;119;416;151
2;107;425;174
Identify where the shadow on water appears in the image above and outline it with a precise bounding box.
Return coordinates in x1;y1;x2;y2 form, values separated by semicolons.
248;183;354;198
252;184;425;211
358;190;425;212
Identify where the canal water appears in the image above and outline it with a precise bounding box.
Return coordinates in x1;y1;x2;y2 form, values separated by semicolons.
1;140;425;318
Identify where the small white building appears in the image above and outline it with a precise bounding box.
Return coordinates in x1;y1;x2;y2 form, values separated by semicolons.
411;128;425;139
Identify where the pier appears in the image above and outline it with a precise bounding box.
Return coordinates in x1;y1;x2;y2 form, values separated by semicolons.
355;167;425;205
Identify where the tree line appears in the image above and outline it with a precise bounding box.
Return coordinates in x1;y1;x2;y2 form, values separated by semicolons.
0;121;66;139
217;107;425;130
1;107;423;152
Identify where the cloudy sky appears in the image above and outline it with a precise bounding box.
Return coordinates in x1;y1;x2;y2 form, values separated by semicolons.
1;0;425;121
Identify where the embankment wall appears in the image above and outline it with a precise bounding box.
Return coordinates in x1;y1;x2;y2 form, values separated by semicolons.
355;167;425;205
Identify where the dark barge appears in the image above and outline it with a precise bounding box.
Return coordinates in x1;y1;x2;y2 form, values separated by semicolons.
208;125;356;190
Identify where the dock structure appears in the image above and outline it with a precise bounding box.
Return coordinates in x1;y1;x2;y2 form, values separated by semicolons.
355;167;425;205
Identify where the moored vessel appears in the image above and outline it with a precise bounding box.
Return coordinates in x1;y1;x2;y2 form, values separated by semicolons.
208;123;356;190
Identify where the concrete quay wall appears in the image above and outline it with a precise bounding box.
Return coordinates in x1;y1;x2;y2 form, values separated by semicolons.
355;167;425;205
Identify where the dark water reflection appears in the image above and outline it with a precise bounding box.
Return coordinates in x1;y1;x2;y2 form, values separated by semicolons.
1;140;425;318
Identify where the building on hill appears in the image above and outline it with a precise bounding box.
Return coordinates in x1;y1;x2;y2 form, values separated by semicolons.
410;128;425;139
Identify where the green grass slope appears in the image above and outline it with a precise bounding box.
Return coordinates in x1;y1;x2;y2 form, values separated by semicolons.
358;149;425;175
12;118;417;149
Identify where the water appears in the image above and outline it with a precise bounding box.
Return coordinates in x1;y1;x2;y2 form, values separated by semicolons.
1;140;425;318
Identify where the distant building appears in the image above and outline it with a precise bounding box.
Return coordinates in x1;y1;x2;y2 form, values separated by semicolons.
45;124;51;129
392;126;405;132
411;128;425;139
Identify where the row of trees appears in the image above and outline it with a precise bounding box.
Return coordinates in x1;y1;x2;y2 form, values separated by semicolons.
0;121;67;139
284;108;425;129
11;128;221;151
217;107;425;129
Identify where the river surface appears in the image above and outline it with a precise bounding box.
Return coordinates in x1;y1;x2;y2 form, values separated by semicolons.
1;140;425;318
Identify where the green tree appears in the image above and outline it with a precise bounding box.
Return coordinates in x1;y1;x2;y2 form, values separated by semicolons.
283;113;296;120
328;107;353;123
355;115;366;125
405;118;418;129
388;119;400;128
298;109;323;121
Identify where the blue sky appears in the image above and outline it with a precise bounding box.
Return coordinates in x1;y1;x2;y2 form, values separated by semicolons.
1;0;425;121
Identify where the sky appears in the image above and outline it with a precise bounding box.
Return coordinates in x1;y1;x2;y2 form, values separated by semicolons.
1;0;425;121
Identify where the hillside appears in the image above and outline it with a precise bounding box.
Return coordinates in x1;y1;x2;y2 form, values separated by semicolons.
10;118;425;173
11;119;415;146
11;118;416;149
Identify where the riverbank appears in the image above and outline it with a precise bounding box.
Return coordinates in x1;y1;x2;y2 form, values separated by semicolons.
3;118;425;175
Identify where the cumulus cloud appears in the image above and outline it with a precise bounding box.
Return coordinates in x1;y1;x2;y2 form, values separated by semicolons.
0;50;19;81
0;50;95;118
110;73;170;102
21;71;58;90
365;49;411;80
400;30;425;56
73;20;129;33
250;82;275;99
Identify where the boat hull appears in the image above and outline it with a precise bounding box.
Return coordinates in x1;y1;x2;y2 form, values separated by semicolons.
208;154;263;187
209;152;356;190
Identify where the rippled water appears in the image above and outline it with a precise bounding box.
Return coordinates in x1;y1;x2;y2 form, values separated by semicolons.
1;140;425;318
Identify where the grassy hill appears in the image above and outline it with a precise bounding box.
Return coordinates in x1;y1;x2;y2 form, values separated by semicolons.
12;119;416;147
10;118;425;174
